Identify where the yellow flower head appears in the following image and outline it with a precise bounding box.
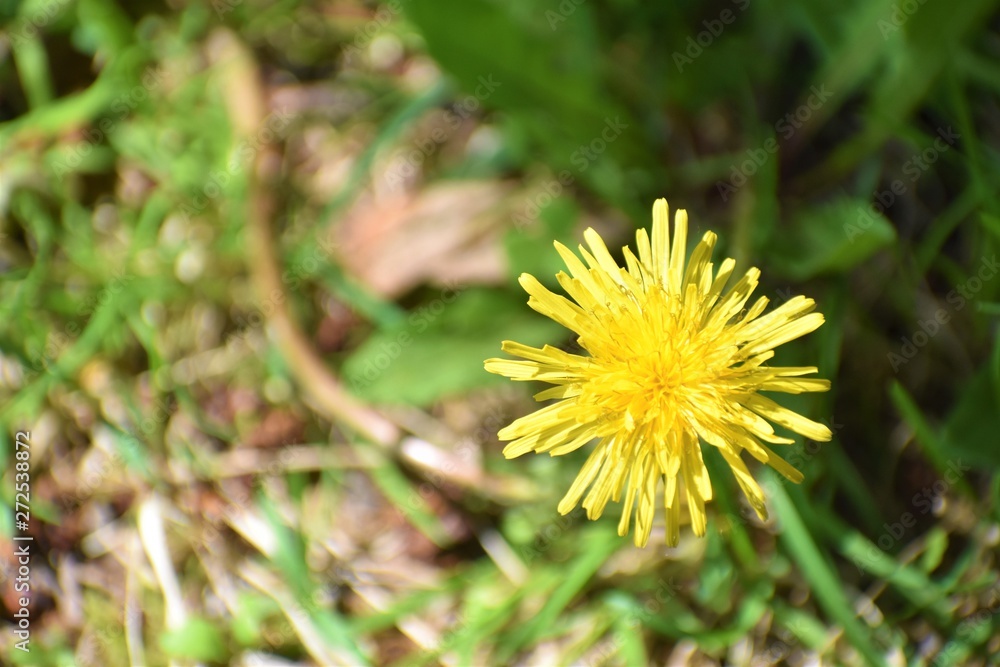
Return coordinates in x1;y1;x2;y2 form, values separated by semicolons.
485;199;832;547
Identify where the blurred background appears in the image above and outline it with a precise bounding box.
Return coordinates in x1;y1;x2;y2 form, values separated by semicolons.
1;0;1000;665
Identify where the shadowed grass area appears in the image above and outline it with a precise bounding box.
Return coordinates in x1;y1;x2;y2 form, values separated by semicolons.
1;0;999;665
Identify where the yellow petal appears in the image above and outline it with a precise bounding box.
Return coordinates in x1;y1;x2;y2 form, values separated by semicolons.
665;481;681;547
583;228;625;280
634;461;658;547
519;273;587;334
651;198;670;283
758;378;831;394
760;443;805;483
498;401;576;440
502;418;585;458
705;267;760;329
682;230;717;289
558;443;609;514
707;257;737;302
617;448;647;538
718;447;768;520
739;312;825;358
738;295;815;341
742;395;833;442
636;227;653;276
682;456;707;537
533;384;583;401
485;197;832;546
668;208;688;293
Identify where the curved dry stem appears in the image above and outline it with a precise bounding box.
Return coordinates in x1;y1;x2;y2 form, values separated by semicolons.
212;28;399;447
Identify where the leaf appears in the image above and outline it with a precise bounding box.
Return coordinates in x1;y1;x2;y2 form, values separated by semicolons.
231;593;279;646
811;0;999;182
890;382;974;494
867;0;1000;137
503;195;578;281
159;616;228;663
766;474;889;667
500;526;620;655
333;181;511;299
768;197;896;280
940;350;1000;471
403;0;607;146
343;288;566;405
402;0;647;212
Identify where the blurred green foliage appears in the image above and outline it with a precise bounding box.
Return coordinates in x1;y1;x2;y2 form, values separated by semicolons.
1;0;1000;665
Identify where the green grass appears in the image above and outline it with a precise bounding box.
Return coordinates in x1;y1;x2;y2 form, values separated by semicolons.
1;0;1000;665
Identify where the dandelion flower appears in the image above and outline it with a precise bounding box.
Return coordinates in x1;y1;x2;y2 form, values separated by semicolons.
485;199;832;547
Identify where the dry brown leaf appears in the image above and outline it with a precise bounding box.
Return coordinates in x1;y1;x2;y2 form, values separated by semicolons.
332;181;512;297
